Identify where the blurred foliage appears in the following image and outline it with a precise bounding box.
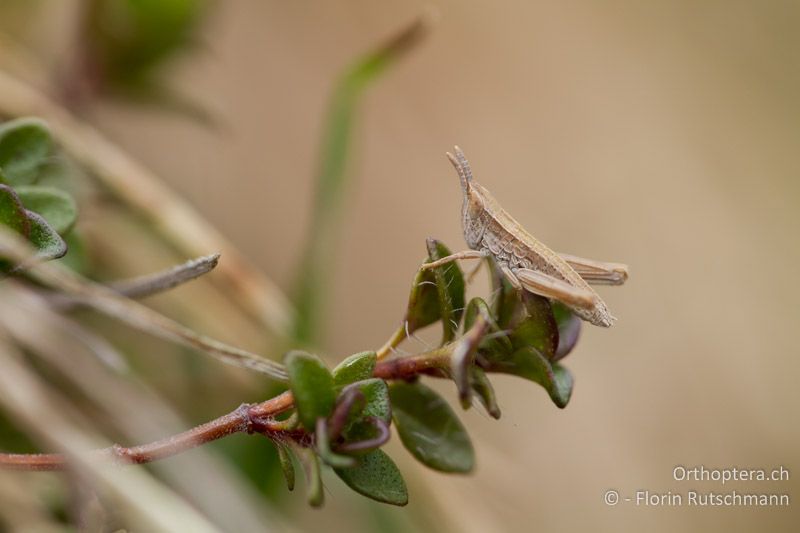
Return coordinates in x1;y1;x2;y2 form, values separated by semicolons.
0;118;78;266
0;7;600;526
291;16;430;345
274;236;583;506
83;0;206;87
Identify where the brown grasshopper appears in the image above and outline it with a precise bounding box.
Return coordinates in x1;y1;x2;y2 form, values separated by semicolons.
423;147;628;327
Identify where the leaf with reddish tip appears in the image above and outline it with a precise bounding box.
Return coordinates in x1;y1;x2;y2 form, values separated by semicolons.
341;378;391;446
552;301;582;361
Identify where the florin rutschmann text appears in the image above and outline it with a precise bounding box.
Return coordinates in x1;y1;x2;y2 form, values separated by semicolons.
603;465;790;507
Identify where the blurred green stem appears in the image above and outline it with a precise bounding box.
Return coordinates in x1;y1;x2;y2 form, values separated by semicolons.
291;14;433;345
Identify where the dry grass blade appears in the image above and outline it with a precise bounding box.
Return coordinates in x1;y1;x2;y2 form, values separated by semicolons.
0;228;288;380
0;285;285;531
109;252;221;298
0;334;222;533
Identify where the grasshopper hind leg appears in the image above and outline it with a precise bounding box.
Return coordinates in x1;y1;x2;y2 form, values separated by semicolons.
508;267;616;328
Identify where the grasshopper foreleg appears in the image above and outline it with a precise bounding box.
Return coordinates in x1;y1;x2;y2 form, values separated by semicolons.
420;249;487;270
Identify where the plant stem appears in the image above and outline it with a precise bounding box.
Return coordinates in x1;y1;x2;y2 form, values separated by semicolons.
0;347;452;471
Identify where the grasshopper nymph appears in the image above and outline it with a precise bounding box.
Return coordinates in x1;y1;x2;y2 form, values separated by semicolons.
423;147;628;327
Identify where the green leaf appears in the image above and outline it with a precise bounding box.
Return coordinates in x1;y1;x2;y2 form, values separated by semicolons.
15;186;77;234
470;367;501;419
488;259;523;328
389;382;475;473
84;0;206;86
404;240;466;343
25;211;67;260
284;351;336;431
0;118;52;186
332;351;376;389
335;449;408;506
552;302;582;361
487;346;573;408
290;442;324;507
463;297;512;356
315;418;356;469
0;184;30;236
343;378;391;442
275;442;295;491
290;16;430;345
510;293;559;360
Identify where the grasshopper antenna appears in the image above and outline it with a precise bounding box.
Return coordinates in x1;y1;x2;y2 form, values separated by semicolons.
447;145;473;192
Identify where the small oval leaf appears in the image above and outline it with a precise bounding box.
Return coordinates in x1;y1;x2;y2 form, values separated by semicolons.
404;240;465;343
285;351;336;431
552;302;582;361
510;293;559;360
470;367;501;419
26;210;67;260
487;346;573;408
342;378;391;442
290;442;324;507
389;381;475;473
0;184;30;236
0;118;52;186
332;351;376;389
335;449;408;506
275;442;296;491
16;186;78;234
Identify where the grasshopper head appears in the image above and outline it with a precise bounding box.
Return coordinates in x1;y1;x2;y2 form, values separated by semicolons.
447;146;485;248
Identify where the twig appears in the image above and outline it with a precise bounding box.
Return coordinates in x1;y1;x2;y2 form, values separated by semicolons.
0;229;288;380
108;253;221;299
0;347;452;471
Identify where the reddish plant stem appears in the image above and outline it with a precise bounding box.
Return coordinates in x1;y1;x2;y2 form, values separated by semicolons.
0;351;449;471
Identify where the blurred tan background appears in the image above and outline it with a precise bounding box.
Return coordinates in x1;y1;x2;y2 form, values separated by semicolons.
2;1;799;532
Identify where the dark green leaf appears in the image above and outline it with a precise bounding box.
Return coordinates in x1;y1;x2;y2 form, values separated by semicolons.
404;240;466;343
16;186;77;234
290;442;324;507
470;367;501;419
315;418;356;468
335;449;408;506
26;211;67;260
0;184;30;236
463;297;512;356
389;381;475;473
510;293;559;360
343;378;391;441
488;259;523;328
0;118;52;186
84;0;206;86
486;346;573;408
284;351;336;431
275;442;295;491
552;302;582;361
332;351;376;389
